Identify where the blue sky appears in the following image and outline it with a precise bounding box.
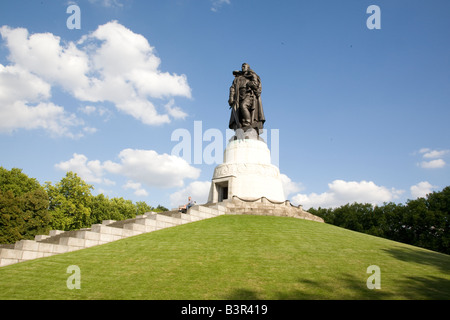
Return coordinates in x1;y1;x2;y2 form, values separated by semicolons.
0;0;449;209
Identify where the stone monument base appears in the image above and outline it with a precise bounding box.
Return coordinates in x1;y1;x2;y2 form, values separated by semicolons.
207;131;285;203
207;196;324;223
205;129;325;222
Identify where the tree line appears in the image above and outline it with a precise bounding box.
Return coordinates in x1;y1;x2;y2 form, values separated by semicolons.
0;167;167;244
308;187;450;255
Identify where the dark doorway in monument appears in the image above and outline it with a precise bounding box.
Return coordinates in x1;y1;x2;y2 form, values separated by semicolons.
221;186;228;201
217;181;229;202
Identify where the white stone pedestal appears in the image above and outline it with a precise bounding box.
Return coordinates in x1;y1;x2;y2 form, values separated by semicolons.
207;135;285;203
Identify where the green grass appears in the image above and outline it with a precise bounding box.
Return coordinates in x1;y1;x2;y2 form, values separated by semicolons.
0;215;449;300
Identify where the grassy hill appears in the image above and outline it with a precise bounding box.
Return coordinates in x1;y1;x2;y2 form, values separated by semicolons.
0;215;449;300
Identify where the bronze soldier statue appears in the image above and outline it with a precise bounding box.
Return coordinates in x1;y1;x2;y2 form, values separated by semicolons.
228;63;265;135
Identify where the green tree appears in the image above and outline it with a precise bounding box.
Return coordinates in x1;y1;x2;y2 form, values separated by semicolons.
425;187;450;253
45;172;93;231
308;187;449;254
330;203;368;232
154;204;169;212
89;197;156;224
308;207;334;224
0;190;25;243
374;202;403;239
109;197;136;220
88;194;115;224
136;201;153;215
0;167;51;243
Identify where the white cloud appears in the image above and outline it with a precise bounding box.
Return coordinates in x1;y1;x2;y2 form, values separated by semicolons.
0;63;85;137
164;99;188;120
0;64;50;102
112;149;200;188
76;21;191;124
78;105;97;115
417;148;448;169
419;148;449;159
0;26;89;91
169;181;211;208
419;148;431;154
123;180;149;197
88;0;125;8
0;100;83;138
78;105;113;123
55;149;201;191
82;126;98;134
420;159;446;169
410;181;437;199
291;180;404;209
0;21;192;136
211;0;231;12
55;153;114;185
280;173;304;197
422;150;449;159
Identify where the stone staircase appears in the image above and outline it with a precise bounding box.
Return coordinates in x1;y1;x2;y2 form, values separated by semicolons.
0;204;227;267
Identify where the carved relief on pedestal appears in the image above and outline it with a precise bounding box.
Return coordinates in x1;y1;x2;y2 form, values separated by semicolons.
213;162;280;179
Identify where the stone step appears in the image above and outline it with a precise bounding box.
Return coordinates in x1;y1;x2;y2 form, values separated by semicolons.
146;213;183;225
14;240;39;251
1;248;25;260
70;229;130;243
0;258;20;267
211;204;228;213
102;219;116;225
189;207;217;219
49;230;64;237
134;217;176;231
185;211;205;221
0;247;55;262
171;212;195;223
75;230;102;241
38;229;88;245
35;235;51;241
123;222;156;233
90;224;141;238
104;218;138;229
13;240;80;255
59;237;98;248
